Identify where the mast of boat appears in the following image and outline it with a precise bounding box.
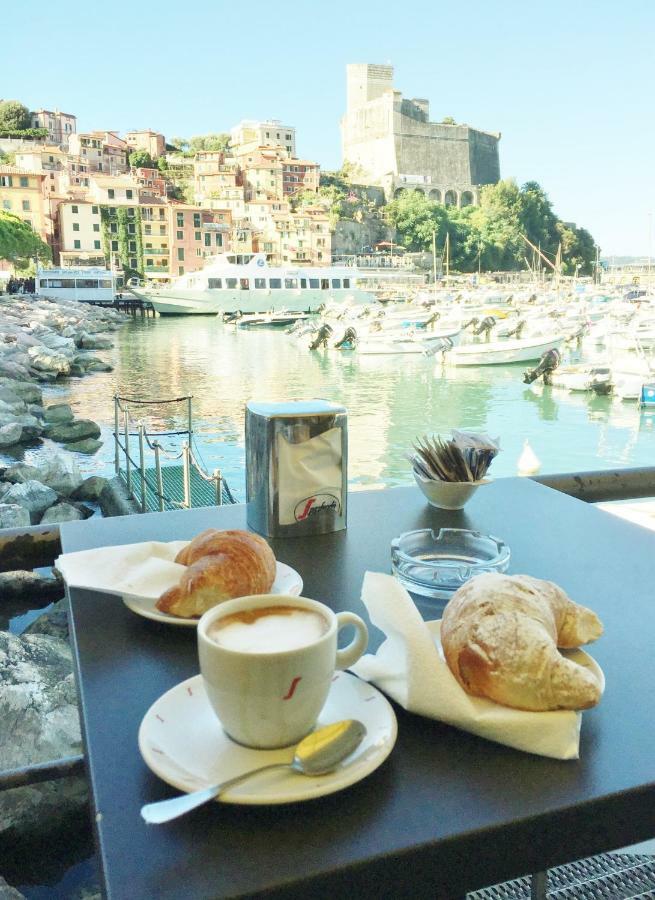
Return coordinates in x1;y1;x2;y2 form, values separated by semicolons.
432;229;438;297
444;231;450;283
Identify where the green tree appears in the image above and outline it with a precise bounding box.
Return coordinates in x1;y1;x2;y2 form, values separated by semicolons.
188;133;231;152
441;116;457;125
0;211;51;265
0;100;31;132
129;149;156;169
384;191;449;251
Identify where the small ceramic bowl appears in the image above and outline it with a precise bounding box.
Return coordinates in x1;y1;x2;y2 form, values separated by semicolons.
413;473;488;510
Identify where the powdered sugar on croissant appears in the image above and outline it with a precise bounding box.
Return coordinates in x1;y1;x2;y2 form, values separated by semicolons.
441;573;603;712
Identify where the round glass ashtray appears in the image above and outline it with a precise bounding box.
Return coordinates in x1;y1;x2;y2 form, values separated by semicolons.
390;528;510;602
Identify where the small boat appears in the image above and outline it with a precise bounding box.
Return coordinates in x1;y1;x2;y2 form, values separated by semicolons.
549;365;613;394
445;334;566;366
233;310;313;329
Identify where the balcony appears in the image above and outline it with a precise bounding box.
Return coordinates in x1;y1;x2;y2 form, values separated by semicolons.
142;248;169;255
144;265;169;273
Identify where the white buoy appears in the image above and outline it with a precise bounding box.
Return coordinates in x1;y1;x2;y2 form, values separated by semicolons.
517;439;541;476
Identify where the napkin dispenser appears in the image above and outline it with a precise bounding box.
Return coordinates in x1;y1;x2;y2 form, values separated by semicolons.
245;399;348;537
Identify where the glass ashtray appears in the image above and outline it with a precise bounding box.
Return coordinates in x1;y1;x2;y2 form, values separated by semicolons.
390;528;510;602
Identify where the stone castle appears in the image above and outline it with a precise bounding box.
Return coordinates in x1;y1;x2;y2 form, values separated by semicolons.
340;64;500;207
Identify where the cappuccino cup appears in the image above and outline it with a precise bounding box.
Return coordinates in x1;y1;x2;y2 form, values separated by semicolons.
197;594;369;749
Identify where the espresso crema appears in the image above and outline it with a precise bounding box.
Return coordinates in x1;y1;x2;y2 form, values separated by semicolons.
208;605;329;653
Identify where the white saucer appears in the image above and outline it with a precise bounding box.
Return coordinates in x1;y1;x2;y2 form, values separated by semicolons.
427;620;605;695
138;671;397;805
123;561;303;626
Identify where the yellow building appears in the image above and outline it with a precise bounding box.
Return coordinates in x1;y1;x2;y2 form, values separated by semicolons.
0;166;51;245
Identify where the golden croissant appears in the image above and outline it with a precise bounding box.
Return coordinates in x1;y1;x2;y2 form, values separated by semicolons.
156;529;276;618
440;573;603;711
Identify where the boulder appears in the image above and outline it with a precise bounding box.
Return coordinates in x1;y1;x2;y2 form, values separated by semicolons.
0;381;41;404
37;453;83;496
1;463;43;484
83;359;113;373
0;631;87;843
43;403;74;424
76;333;113;350
45;420;101;444
1;481;58;517
0;504;31;529
0;423;23;448
27;346;72;376
64;438;103;454
24;597;70;642
40;502;85;524
72;476;108;501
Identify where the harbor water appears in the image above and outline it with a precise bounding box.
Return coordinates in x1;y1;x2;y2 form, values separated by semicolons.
6;314;655;496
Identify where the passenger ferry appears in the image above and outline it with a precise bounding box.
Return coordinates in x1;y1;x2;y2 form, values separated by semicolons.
130;253;378;316
36;266;124;304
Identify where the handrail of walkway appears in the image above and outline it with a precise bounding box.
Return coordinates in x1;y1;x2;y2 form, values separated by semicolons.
2;464;655;791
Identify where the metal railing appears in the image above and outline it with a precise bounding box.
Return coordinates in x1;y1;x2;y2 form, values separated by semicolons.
113;394;236;511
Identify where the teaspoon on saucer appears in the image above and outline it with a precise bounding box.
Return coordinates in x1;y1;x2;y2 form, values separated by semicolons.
141;718;367;824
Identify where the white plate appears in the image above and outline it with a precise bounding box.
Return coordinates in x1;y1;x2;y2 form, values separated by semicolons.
123;561;303;627
138;671;397;805
427;620;605;695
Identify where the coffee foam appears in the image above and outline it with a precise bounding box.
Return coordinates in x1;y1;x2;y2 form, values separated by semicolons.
208;605;328;653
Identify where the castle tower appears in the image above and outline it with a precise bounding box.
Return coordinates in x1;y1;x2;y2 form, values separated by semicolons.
340;64;501;207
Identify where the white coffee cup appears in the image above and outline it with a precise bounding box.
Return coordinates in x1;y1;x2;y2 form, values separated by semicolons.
197;593;369;749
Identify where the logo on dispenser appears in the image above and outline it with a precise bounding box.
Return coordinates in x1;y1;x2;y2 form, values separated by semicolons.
294;493;341;521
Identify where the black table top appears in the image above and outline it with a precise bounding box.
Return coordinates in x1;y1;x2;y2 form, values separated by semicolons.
61;478;655;899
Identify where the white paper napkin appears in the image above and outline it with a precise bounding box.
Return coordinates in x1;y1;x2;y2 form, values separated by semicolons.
351;572;586;759
56;541;189;599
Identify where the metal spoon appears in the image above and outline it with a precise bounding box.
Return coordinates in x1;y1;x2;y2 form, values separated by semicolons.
141;719;367;824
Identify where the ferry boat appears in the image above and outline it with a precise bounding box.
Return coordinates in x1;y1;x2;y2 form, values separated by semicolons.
130;253;378;316
36;266;123;304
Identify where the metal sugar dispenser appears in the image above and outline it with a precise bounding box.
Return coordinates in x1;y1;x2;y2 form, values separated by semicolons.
245;400;348;537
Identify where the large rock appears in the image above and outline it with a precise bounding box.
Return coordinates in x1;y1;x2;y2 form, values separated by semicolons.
0;380;42;404
64;438;103;454
1;481;57;517
0;423;23;448
45;420;101;444
72;476;108;501
82;359;113;373
1;463;42;484
76;333;113;350
40;502;85;524
0;504;31;529
43;403;74;424
27;346;71;376
0;631;87;843
37;453;83;496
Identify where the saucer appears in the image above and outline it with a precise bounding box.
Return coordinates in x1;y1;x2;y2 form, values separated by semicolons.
138;671;397;805
123;562;303;627
427;620;605;694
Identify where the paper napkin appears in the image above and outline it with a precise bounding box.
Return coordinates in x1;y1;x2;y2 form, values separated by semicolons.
56;541;189;599
351;572;586;759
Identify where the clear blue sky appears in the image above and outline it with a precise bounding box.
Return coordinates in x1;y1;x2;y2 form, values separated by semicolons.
4;0;654;257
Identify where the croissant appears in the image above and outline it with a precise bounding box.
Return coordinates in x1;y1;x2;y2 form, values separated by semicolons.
156;529;276;618
440;573;603;712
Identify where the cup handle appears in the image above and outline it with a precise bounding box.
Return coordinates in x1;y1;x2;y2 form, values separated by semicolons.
335;612;369;670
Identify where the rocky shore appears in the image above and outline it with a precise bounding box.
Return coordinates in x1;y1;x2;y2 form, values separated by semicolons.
0;295;126;898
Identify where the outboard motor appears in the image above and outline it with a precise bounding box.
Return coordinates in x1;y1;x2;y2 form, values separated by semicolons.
224;309;243;325
522;348;561;384
474;316;497;340
309;323;333;350
462;317;479;331
334;326;357;349
424;336;454;358
423;311;441;329
505;319;526;339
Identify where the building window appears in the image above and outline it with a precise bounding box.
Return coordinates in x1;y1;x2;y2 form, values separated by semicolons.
147;259;153;267
176;213;184;227
107;189;114;199
129;241;137;252
215;234;222;246
176;230;184;240
128;224;135;234
178;266;184;275
92;205;98;214
2;200;10;210
126;189;133;199
196;248;202;257
111;240;119;251
177;248;185;261
130;258;137;269
0;176;13;187
204;233;211;247
193;213;201;228
22;200;30;211
94;240;101;249
127;207;135;217
208;278;222;289
110;223;118;233
19;176;29;187
74;240;81;249
144;225;151;235
71;205;78;213
72;222;80;231
269;278;282;289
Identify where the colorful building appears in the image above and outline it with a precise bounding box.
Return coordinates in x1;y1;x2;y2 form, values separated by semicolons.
0;166;51;245
230;119;296;157
125;130;166;159
30;109;77;146
58;201;105;267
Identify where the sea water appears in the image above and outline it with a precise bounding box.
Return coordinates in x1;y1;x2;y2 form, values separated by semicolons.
6;315;654;497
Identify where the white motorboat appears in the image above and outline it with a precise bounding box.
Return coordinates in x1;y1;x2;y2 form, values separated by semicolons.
444;334;566;366
130;253;377;316
356;325;461;355
549;364;612;394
